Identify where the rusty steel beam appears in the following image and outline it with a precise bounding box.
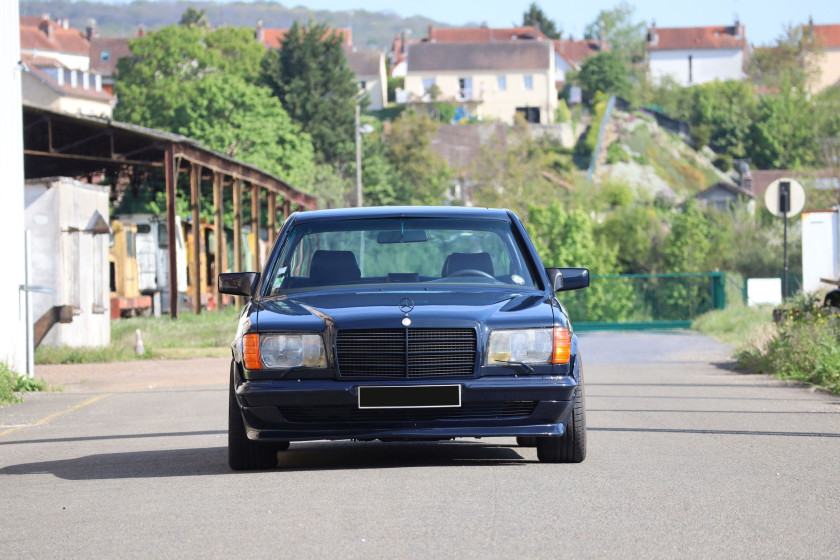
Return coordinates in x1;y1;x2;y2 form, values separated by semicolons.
190;163;202;314
233;178;242;273
174;144;317;209
213;171;223;310
251;183;261;272
267;192;277;246
23;150;162;167
165;145;179;319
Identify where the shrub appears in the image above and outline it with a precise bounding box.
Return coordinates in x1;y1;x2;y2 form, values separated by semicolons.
606;142;631;164
713;154;733;172
0;362;47;406
690;124;711;149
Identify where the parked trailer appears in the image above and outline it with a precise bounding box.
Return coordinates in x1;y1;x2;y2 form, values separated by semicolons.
801;209;839;295
116;213;187;315
109;219;152;318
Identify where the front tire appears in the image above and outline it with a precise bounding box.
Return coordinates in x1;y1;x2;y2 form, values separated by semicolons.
537;372;586;463
228;366;278;470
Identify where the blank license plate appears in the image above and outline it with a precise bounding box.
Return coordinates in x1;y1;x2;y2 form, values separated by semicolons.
358;385;461;409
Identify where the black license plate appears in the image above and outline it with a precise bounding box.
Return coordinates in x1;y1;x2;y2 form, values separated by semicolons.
358;385;461;409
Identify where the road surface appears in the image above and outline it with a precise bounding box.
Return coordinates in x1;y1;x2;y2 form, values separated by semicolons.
1;332;838;559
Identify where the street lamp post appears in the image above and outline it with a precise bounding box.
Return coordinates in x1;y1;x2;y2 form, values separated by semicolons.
354;104;374;208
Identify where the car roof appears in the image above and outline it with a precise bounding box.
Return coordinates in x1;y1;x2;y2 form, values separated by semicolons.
290;206;514;224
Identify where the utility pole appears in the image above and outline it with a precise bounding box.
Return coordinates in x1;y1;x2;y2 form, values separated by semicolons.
355;104;362;207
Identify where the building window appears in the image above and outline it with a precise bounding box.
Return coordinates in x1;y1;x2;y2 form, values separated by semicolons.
458;77;472;99
100;50;110;62
524;75;533;90
358;80;367;90
422;77;435;94
497;75;506;91
688;55;693;84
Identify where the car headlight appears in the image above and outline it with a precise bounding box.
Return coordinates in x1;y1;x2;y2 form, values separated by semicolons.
486;327;571;366
243;333;327;369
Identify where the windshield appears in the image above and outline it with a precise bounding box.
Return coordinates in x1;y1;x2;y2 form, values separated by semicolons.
266;217;538;294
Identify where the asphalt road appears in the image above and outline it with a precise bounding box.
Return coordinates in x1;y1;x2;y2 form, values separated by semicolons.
1;332;839;559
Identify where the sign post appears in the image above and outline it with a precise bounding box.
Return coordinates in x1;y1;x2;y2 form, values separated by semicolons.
764;178;806;302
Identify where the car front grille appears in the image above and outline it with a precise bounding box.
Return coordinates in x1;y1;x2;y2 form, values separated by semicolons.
336;328;477;378
281;402;537;423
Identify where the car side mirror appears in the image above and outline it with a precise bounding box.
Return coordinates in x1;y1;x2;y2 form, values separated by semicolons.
545;267;589;292
219;272;261;297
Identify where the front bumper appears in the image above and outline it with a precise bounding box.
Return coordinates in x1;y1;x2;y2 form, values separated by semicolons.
236;375;577;442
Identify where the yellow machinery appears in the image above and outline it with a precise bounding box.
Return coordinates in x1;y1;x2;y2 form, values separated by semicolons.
109;219;152;318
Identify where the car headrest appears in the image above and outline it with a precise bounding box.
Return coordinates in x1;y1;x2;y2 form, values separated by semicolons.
441;252;494;277
310;250;361;284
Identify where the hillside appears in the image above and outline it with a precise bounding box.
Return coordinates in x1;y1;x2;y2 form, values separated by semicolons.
20;0;453;50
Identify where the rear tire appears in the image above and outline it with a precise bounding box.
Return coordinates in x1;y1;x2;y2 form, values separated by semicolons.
516;436;537;447
537;372;586;463
228;366;278;470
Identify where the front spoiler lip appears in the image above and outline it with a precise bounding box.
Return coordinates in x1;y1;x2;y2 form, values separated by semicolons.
245;423;566;442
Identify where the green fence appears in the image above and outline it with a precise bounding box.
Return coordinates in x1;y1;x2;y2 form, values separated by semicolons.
564;272;729;331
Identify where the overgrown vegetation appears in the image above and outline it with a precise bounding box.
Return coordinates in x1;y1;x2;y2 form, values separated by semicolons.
0;362;48;406
35;308;240;365
734;296;840;394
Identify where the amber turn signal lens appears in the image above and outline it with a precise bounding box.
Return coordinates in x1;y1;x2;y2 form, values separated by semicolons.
552;327;571;364
243;333;262;370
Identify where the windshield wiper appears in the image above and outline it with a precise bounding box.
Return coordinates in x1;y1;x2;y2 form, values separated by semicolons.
495;360;534;375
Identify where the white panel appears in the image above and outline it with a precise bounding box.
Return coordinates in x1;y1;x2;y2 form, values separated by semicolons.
802;211;840;294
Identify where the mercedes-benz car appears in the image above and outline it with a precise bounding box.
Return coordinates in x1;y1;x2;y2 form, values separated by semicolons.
219;206;589;470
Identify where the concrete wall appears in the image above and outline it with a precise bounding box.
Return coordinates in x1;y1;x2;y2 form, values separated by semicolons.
22;72;113;117
649;48;744;86
25;178;111;348
814;47;840;92
0;1;26;373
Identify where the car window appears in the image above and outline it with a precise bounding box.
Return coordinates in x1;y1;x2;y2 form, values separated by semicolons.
268;217;536;294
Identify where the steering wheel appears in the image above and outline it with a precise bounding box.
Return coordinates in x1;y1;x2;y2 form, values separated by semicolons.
447;269;495;279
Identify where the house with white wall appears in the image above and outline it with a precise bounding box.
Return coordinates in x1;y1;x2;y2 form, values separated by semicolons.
346;50;387;110
813;24;840;92
647;22;748;86
24;177;111;348
404;41;557;124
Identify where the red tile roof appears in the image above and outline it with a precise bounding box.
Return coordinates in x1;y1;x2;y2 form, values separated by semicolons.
554;39;603;68
425;25;546;43
89;37;132;78
813;24;840;48
257;26;352;49
647;25;747;51
20;16;90;55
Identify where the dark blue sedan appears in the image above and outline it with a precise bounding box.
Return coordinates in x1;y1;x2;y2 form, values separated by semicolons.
219;206;589;469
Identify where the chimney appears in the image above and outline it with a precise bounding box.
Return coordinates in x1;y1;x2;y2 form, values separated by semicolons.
86;18;97;40
648;20;658;45
136;24;146;38
734;18;741;38
427;24;434;42
255;20;264;43
39;16;53;41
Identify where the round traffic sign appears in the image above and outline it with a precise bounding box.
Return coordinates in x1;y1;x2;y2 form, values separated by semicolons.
764;178;806;218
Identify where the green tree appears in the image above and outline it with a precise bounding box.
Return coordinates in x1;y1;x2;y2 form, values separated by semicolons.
178;7;210;28
527;203;634;322
691;80;756;159
747;23;823;91
522;3;560;39
660;202;713;319
584;3;646;66
575;52;631;100
261;21;360;166
171;73;317;191
750;82;819;169
115;25;265;127
385;111;452;205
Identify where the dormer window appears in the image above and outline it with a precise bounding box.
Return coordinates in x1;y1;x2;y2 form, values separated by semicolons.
100;50;110;62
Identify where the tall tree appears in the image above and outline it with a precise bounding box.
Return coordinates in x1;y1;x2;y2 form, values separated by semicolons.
384;111;452;205
747;23;823;91
261;21;360;167
522;3;560;39
583;2;646;66
178;7;210;29
574;52;631;99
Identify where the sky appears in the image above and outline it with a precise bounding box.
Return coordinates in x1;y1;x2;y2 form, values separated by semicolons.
181;0;839;46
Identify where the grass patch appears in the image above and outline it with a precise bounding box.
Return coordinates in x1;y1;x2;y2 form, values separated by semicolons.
1;362;48;406
625;124;717;194
35;307;240;365
696;297;840;395
693;304;773;347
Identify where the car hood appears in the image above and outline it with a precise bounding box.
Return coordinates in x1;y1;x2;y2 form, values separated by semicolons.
256;289;554;332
